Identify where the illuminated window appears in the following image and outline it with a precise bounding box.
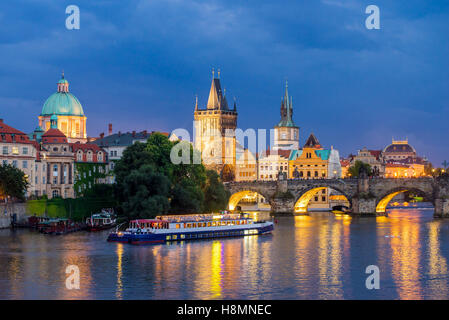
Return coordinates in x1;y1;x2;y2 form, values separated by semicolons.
12;147;19;155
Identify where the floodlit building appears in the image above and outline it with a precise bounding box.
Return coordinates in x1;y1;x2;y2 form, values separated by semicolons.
194;70;237;176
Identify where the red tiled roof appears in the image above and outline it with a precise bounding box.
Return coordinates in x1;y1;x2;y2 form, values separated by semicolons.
0;119;34;144
42;128;68;144
368;150;382;160
70;143;104;152
263;149;291;159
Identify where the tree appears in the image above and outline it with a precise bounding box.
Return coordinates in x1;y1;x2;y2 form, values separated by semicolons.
121;165;171;219
348;160;372;178
204;170;230;212
0;164;29;201
114;133;229;218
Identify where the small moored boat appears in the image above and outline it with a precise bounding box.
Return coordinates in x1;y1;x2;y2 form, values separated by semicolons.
107;213;274;244
86;211;116;231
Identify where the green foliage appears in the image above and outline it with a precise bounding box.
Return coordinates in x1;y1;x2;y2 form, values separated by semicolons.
114;133;229;219
74;162;107;197
203;170;230;212
348;160;372;177
0;164;29;201
26;196;117;221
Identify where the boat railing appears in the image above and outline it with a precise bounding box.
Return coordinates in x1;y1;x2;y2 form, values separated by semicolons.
115;222;128;232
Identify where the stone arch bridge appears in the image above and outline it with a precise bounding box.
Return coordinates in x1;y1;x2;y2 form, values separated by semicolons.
224;177;449;217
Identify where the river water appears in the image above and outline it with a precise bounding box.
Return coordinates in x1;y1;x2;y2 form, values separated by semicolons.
0;204;448;300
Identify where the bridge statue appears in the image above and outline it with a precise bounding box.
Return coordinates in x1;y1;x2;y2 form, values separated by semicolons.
224;175;449;217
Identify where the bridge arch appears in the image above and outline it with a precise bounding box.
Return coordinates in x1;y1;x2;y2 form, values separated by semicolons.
228;190;271;211
294;186;352;214
375;187;434;213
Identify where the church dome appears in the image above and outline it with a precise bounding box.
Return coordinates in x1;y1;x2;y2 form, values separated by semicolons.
383;139;416;154
41;73;85;117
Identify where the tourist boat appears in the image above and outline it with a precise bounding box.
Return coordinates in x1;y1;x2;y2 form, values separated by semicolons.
331;205;351;215
39;218;85;235
107;213;274;244
86;212;116;231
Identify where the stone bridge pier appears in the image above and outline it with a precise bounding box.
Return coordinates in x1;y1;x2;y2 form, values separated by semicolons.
225;176;449;217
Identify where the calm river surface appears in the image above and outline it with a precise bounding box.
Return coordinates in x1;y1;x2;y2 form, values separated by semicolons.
1;204;449;300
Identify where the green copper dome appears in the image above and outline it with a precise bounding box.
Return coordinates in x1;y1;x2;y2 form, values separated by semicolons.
41;92;84;116
41;73;85;117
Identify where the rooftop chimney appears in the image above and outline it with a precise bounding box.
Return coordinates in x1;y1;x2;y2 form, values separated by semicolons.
0;119;3;123
108;123;112;136
100;132;104;139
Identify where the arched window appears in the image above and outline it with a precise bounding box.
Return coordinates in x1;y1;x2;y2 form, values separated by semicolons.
97;152;103;162
77;150;83;161
52;190;59;198
87;151;93;162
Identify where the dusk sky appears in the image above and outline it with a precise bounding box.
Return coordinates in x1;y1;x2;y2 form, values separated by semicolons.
0;1;448;164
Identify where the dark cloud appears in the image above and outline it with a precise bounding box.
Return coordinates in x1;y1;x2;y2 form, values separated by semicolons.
0;0;448;164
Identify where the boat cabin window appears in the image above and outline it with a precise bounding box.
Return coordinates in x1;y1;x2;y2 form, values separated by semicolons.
176;224;181;229
207;222;211;227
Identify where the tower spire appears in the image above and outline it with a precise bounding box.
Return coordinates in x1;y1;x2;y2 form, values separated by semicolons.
195;94;198;111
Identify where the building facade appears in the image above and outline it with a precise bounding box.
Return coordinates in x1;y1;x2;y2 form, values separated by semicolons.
72;143;109;196
288;134;342;210
39;115;75;199
235;149;257;182
258;149;290;181
194;71;237;175
0;119;42;197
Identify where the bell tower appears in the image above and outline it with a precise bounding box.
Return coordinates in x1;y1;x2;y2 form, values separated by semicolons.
273;81;300;150
194;70;238;175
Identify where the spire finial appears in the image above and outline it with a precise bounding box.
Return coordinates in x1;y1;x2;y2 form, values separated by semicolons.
218;69;220;79
212;68;215;79
62;70;65;79
195;94;198;110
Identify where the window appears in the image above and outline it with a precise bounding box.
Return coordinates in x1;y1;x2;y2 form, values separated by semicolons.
176;224;180;229
2;160;7;166
52;190;59;198
12;147;19;155
12;160;17;167
22;160;28;169
77;151;83;161
23;147;28;155
98;152;103;162
2;146;7;155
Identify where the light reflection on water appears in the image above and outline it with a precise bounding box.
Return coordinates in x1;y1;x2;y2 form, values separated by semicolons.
0;206;448;300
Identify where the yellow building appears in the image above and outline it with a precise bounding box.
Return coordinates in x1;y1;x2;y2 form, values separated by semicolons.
194;71;237;175
235;149;257;181
289;134;342;210
385;162;425;178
